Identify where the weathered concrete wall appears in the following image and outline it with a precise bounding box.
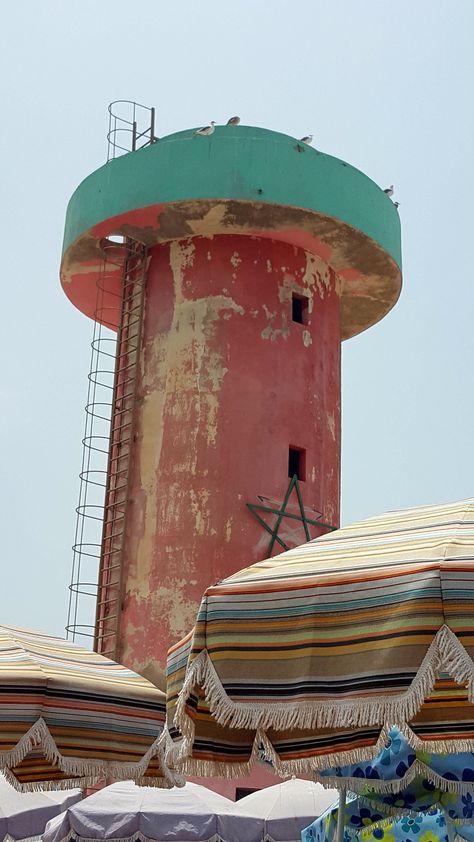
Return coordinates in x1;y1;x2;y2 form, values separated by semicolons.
115;234;341;683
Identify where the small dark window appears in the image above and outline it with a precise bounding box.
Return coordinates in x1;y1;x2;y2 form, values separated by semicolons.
292;293;309;325
288;446;306;480
235;787;258;800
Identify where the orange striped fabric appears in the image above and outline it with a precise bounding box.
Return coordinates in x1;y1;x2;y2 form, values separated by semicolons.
166;498;474;778
0;625;180;791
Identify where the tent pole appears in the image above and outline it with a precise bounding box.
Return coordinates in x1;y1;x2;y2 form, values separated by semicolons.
335;787;347;842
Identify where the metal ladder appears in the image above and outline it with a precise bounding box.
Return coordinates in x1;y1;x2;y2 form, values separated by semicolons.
94;241;148;659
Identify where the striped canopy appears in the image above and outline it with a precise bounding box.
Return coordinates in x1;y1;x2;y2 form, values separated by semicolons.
0;625;180;791
166;498;474;780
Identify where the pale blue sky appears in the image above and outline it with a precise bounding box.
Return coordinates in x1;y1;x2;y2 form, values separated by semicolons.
0;1;472;637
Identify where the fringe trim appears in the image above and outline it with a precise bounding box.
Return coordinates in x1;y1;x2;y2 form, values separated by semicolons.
3;836;42;842
264;836;324;842
313;758;474;795
168;721;474;791
52;832;224;842
166;728;276;780
0;718;183;792
357;795;474;826
172;626;474;782
175;627;474;737
1;768;100;793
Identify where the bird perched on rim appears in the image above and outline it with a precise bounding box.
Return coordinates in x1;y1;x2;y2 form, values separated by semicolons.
394;201;400;208
194;121;216;136
384;185;394;196
300;134;313;144
227;116;240;125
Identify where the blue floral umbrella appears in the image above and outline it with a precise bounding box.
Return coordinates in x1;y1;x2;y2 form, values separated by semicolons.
301;798;474;842
316;728;474;803
308;728;474;842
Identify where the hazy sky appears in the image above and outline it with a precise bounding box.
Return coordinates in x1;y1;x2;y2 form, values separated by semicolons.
0;1;472;638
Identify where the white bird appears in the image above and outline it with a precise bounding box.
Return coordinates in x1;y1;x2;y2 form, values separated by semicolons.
300;134;313;144
384;185;394;196
194;121;216;136
227;116;240;125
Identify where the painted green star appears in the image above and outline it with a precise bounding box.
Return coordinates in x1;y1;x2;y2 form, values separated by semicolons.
246;474;336;556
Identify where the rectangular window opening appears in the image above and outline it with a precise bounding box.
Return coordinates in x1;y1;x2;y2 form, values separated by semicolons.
292;293;309;325
235;787;259;801
288;446;306;481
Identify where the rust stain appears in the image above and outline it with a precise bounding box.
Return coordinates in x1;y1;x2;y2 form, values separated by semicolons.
63;198;401;341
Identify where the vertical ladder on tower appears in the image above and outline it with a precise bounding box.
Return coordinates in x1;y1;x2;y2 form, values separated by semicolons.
94;241;148;659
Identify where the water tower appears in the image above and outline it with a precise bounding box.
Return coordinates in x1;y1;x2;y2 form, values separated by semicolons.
64;103;401;700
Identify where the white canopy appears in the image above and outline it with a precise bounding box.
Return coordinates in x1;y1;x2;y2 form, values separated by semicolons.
43;781;263;842
234;779;338;842
0;774;80;842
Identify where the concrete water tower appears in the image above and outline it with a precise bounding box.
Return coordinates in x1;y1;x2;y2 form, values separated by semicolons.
63;104;402;699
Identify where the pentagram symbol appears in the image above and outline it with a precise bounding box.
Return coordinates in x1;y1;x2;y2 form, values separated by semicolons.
246;474;336;556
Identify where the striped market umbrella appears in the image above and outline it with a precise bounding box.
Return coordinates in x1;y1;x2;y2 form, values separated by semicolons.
166;498;474;781
0;625;181;792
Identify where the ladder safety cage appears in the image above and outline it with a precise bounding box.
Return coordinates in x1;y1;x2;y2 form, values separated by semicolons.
67;100;155;651
107;100;157;162
66;238;148;653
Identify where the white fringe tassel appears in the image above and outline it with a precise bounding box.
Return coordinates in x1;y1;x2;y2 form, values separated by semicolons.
175;627;474;735
0;718;183;792
53;831;223;842
171;625;474;780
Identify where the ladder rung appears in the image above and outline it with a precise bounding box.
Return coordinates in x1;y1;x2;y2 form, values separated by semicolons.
108;451;131;465
98;560;123;571
96;596;119;608
114;344;140;362
96;628;119;639
112;396;133;414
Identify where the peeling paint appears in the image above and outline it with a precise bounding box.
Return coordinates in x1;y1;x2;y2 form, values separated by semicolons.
63;188;402;342
112;235;341;673
230;251;242;269
189;487;211;535
302;251;332;300
327;411;336;441
187;205;227;237
153;581;199;638
261;303;289;342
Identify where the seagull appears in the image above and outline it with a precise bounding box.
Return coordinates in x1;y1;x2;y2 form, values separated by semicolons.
227;116;240;125
194;121;216;136
384;185;394;196
300;134;313;144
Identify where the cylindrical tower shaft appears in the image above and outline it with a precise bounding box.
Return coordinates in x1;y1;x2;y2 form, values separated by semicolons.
111;234;341;679
61;124;402;692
